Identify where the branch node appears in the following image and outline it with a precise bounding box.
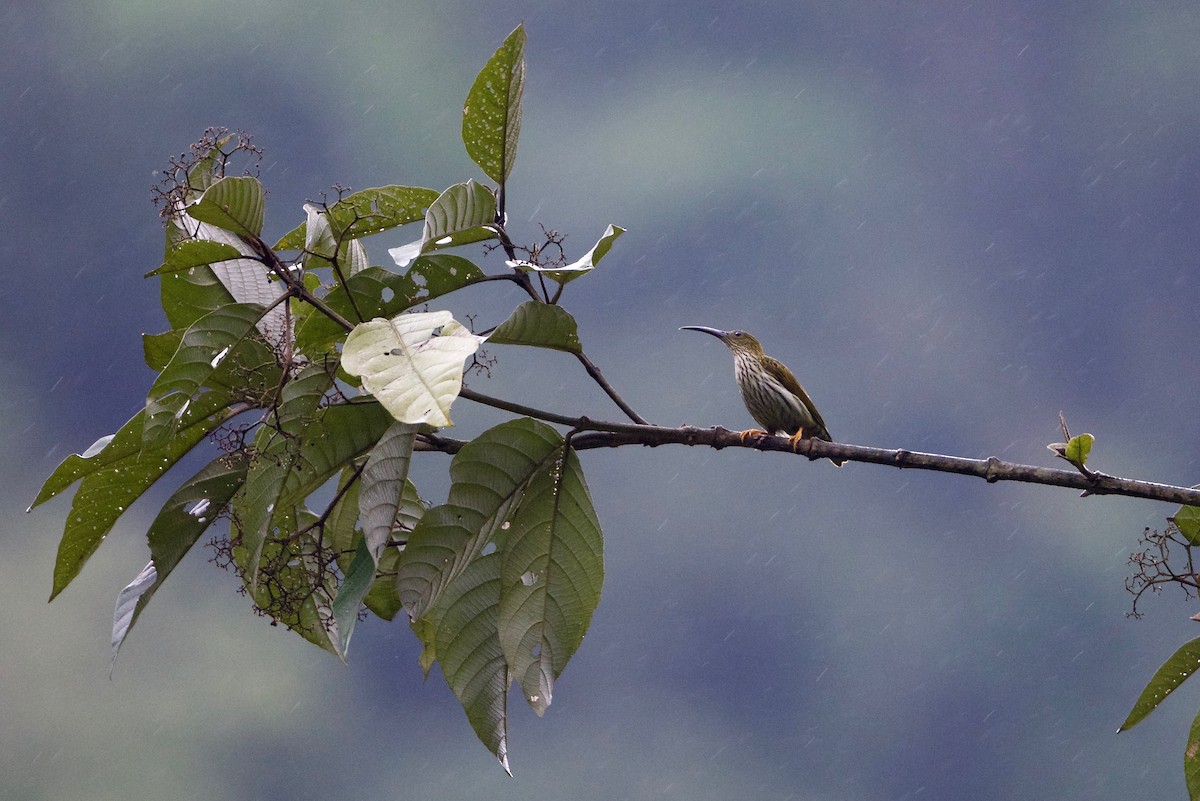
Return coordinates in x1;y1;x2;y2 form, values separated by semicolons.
984;456;1003;483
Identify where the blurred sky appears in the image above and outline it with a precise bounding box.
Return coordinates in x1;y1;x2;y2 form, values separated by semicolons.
5;1;1200;799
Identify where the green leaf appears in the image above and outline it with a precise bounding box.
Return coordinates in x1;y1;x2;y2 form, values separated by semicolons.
142;329;183;372
360;422;419;556
426;551;511;774
462;23;526;184
159;219;286;338
369;479;424;622
499;443;603;716
1065;433;1094;465
418;180;497;255
1188;707;1200;801
1173;506;1200;545
143;303;271;448
488;301;582;354
239;401;395;590
294;256;485;358
341;311;485;428
111;454;248;667
147;239;243;277
514;224;624;285
331;538;375;660
160;263;239;331
187;175;266;238
37;393;236;600
1120;637;1200;730
274;186;441;249
396;418;563;622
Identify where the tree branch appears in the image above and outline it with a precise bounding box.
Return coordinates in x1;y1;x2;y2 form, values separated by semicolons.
449;389;1200;506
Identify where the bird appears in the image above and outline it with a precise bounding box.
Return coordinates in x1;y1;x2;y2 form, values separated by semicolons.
680;326;844;466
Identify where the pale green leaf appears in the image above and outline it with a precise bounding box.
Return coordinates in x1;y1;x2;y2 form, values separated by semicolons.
462;23;526;184
303;203;338;259
499;444;603;716
1174;506;1200;545
164;205;287;340
341;311;485;428
111;562;156;672
360;421;419;556
488;301;582;354
1065;433;1094;465
1120;637;1200;731
187;175;265;237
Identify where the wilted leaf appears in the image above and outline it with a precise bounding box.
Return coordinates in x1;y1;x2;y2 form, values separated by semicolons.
341;311;485;427
513;224;624;285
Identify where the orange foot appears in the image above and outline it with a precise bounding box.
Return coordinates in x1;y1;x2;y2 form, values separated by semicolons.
737;428;767;445
786;429;808;453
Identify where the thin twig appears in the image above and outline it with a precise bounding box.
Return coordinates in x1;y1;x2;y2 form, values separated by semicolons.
571;351;648;424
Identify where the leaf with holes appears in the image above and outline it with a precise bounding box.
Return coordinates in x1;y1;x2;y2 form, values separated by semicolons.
111;454;248;668
341;311;485;428
419;180;497;254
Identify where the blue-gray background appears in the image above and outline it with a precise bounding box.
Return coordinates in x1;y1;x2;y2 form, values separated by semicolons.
4;2;1200;799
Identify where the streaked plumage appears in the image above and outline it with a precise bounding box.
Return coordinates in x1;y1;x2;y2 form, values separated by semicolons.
681;326;844;466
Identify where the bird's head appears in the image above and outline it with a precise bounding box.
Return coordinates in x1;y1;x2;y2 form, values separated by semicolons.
680;326;766;358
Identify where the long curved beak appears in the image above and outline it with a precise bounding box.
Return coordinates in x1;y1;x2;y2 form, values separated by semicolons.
679;325;727;339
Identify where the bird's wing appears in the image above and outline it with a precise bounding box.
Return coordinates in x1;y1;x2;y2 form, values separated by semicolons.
763;355;833;439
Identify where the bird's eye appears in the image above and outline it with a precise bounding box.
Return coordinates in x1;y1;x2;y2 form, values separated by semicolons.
732;331;744;338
